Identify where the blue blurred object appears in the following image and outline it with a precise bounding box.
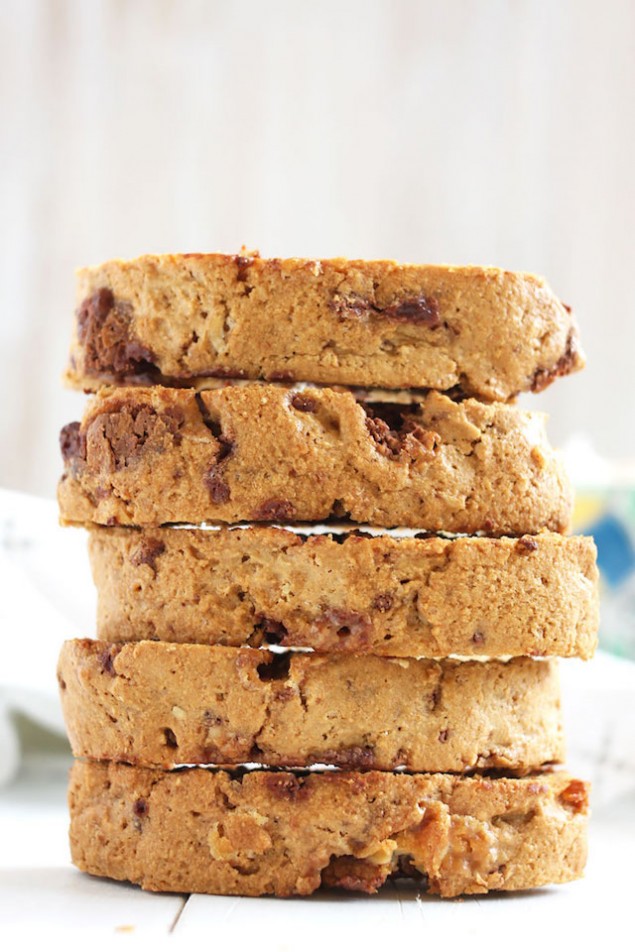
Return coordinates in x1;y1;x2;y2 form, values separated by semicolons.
590;513;635;587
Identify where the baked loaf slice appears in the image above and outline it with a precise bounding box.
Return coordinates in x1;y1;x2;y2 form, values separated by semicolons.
69;761;588;897
58;641;563;772
58;384;572;533
66;253;583;401
89;526;599;658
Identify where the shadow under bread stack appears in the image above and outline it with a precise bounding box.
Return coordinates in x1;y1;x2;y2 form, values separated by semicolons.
57;253;599;898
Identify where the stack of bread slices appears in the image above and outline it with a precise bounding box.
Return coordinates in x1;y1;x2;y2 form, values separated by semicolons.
57;252;599;898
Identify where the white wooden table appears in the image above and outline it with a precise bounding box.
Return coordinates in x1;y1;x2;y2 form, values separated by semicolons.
0;751;632;945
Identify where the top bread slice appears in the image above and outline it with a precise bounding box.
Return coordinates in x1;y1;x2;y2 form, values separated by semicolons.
66;253;583;400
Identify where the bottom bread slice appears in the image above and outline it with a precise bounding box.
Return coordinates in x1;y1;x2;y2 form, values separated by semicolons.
69;762;588;898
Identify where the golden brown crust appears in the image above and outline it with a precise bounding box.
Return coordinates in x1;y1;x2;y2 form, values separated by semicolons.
57;384;572;534
68;761;589;897
88;526;599;658
58;641;564;773
66;253;584;401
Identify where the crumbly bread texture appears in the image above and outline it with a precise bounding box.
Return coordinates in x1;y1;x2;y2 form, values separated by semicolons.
65;253;584;401
68;761;589;897
58;385;572;534
58;641;563;773
89;526;599;658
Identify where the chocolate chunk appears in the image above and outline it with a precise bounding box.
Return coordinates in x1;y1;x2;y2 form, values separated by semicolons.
253;499;296;522
59;421;86;467
373;593;393;613
290;392;318;413
322;745;375;769
364;404;438;461
531;329;581;392
92;401;185;468
331;293;441;328
164;728;178;748
98;645;121;677
382;297;441;326
262;773;310;802
77;288;158;378
204;470;231;504
234;254;252;283
195;393;235;482
130;537;166;574
515;536;539;554
133;798;149;818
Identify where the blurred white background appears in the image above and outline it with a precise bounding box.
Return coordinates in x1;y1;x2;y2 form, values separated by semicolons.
1;0;633;496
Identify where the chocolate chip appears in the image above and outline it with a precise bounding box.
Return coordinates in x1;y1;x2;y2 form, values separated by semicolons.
383;297;441;326
438;729;450;743
93;401;185;468
331;294;441;329
372;593;393;613
471;630;486;645
98;645;121;677
253;499;296;522
290;392;318;413
204;469;231;503
77;288;113;340
59;421;85;465
322;745;375;769
531;329;581;392
164;728;178;748
364;404;438;461
133;798;148;818
77;288;158;378
130;537;166;574
515;536;539;554
268;370;296;382
262;773;310;802
235;254;252;283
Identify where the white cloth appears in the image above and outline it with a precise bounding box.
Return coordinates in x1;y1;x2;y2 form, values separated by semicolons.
0;487;634;804
0;488;94;784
